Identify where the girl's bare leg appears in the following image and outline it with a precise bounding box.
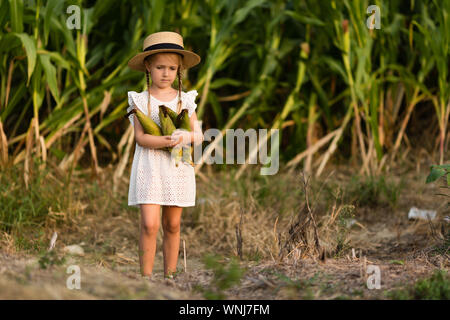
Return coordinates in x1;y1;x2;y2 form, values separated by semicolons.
162;205;183;277
139;204;161;277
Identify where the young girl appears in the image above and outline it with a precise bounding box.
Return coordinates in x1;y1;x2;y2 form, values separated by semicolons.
125;31;203;280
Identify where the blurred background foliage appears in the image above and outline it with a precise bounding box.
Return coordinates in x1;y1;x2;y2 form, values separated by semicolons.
0;0;448;181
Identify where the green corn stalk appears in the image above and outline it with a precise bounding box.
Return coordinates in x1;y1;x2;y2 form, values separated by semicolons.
339;18;369;174
194;0;286;173
412;0;449;164
194;0;268;119
70;4;100;179
234;41;309;179
0;0;447;182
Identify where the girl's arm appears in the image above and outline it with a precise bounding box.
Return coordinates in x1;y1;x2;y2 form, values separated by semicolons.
171;111;204;146
133;114;178;149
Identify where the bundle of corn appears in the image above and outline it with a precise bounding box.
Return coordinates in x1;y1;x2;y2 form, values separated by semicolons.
159;105;182;166
124;106;193;167
176;109;194;167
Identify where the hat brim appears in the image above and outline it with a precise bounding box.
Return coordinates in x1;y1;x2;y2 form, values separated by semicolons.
127;49;201;72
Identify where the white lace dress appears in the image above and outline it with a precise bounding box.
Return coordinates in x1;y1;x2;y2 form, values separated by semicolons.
126;89;198;207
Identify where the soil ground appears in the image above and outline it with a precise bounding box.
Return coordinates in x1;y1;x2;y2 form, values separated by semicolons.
0;164;448;300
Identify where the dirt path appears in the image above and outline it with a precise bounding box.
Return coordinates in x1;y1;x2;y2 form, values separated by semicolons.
0;251;205;299
1;216;446;300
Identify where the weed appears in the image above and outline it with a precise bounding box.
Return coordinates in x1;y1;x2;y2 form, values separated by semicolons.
198;254;246;300
0;157;73;243
247;248;263;262
14;231;46;253
334;204;355;258
430;230;450;256
386;269;450;300
98;240;116;256
319;282;336;296
426;164;450;187
274;271;320;299
38;250;66;269
425;164;450;257
350;288;364;297
346;175;403;209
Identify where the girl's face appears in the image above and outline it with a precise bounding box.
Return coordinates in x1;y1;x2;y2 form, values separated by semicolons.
145;53;180;89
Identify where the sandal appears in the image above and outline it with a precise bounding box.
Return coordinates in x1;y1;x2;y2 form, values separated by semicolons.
141;274;154;282
164;269;182;280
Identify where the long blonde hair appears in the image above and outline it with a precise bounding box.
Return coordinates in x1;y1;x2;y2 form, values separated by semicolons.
144;53;184;115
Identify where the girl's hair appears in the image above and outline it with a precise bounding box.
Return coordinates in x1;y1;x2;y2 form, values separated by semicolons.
144;53;184;115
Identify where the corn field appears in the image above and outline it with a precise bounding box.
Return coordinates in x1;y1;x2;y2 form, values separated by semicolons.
0;0;449;183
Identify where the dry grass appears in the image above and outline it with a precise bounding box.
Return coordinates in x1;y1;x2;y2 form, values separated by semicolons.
0;155;448;299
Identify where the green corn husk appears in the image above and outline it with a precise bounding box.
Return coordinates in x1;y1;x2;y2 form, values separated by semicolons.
159;105;182;166
181;145;194;167
164;105;179;125
159;105;177;135
176;109;194;167
160;105;177;152
128;108;162;136
176;108;191;130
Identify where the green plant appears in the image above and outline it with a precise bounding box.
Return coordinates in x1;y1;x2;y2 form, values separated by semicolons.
274;271;320;299
247;248;263;262
426;164;450;187
350;288;364;297
38;249;66;269
1;0;447;180
386;269;450;300
334;204;355;258
413;1;450;165
198;254;246;300
425;164;449;255
13;229;47;253
430;232;450;256
347;175;402;208
0;156;68;235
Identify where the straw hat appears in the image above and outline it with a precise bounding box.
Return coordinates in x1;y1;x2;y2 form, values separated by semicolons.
127;31;201;72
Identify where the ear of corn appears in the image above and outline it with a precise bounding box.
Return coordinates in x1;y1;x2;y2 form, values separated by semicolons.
176;109;191;130
163;105;179;125
170;146;183;167
130;108;163;136
159;105;177;135
126;108;174;153
159;105;182;166
176;109;194;167
182;145;194;167
128;106;187;166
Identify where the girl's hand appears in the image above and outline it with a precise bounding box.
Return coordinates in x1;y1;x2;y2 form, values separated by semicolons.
162;135;182;148
171;129;192;147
